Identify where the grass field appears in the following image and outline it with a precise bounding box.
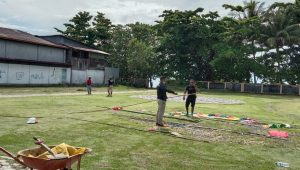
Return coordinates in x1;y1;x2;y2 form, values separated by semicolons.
0;86;299;170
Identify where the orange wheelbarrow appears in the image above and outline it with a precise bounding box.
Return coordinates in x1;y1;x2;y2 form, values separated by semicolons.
0;145;91;170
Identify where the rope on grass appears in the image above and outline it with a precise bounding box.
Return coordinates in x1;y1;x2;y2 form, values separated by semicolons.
0;115;45;119
65;117;210;143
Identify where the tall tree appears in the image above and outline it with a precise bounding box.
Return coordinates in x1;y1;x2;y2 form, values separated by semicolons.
92;12;113;50
260;1;300;83
127;39;156;83
223;0;266;83
55;11;94;46
156;8;222;81
108;25;131;79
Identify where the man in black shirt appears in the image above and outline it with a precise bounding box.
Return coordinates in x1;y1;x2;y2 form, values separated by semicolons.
183;79;197;116
107;78;114;97
156;76;177;126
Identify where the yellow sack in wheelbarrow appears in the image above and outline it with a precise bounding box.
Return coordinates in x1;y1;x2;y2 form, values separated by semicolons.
35;143;86;159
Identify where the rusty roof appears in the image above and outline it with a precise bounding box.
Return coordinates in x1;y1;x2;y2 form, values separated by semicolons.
0;27;66;49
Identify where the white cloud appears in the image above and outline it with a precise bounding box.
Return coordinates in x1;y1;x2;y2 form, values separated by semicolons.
0;0;294;35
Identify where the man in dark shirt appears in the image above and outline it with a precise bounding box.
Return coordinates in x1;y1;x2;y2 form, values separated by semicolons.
183;79;197;116
107;78;114;97
156;76;177;126
86;77;92;95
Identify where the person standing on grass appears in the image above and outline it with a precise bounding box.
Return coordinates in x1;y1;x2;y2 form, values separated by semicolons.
156;76;177;127
183;79;197;116
107;77;114;97
86;77;92;95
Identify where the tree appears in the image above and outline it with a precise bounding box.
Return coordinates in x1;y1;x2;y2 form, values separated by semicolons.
55;11;113;48
127;39;156;83
55;11;94;46
223;0;266;83
211;17;256;82
223;0;265;19
107;23;158;85
260;1;300;83
156;8;222;81
128;22;156;46
92;12;113;50
108;25;132;79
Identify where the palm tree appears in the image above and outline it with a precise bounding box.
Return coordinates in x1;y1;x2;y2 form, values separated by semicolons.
261;2;300;83
223;0;265;83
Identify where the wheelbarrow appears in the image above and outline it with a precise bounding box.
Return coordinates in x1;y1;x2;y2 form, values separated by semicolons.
0;139;91;170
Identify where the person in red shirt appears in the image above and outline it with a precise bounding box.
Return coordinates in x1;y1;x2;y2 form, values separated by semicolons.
86;77;92;95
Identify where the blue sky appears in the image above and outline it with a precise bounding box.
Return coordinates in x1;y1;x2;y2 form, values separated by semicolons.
0;0;294;35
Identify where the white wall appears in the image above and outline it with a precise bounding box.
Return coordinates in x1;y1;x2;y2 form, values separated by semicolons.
87;70;104;84
49;67;71;84
8;64;30;84
72;69;104;85
0;63;71;85
0;63;8;83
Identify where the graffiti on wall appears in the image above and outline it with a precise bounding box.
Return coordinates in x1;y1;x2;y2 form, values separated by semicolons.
51;68;59;81
31;72;44;80
16;72;25;80
0;69;6;79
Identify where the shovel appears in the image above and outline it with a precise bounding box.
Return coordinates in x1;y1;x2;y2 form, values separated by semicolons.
33;137;67;159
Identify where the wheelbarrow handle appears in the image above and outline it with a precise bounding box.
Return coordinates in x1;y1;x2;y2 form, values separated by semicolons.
0;147;28;168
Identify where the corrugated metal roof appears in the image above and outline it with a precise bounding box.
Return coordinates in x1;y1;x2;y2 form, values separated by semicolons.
68;45;110;55
0;27;66;49
39;35;110;55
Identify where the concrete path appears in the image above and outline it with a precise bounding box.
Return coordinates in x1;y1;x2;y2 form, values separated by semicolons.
0;90;153;98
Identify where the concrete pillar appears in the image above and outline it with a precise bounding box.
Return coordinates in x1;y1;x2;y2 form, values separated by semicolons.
280;84;283;94
207;81;210;90
261;84;264;93
241;83;245;92
224;82;227;89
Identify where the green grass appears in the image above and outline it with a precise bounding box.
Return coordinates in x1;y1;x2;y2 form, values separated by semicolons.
0;87;299;170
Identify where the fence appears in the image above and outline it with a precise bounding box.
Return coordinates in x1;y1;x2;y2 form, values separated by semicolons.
199;81;300;95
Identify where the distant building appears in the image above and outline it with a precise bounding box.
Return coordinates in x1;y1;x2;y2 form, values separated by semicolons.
0;27;119;85
0;27;71;85
39;35;119;85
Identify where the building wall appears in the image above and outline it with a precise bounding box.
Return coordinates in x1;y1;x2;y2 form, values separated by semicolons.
0;40;5;57
71;69;104;85
38;46;65;63
6;41;38;60
0;63;71;85
104;67;120;84
0;39;65;63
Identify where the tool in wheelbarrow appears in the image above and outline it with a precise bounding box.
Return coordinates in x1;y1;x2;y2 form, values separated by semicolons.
0;137;92;170
33;137;67;159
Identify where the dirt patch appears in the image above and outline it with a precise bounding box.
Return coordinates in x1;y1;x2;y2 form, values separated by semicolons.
129;117;288;145
131;95;244;105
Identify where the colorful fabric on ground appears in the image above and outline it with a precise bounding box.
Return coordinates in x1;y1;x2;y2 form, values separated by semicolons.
269;123;291;128
268;130;289;138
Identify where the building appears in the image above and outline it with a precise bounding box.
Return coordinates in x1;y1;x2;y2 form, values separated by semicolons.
0;27;119;85
39;35;119;85
0;27;71;85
